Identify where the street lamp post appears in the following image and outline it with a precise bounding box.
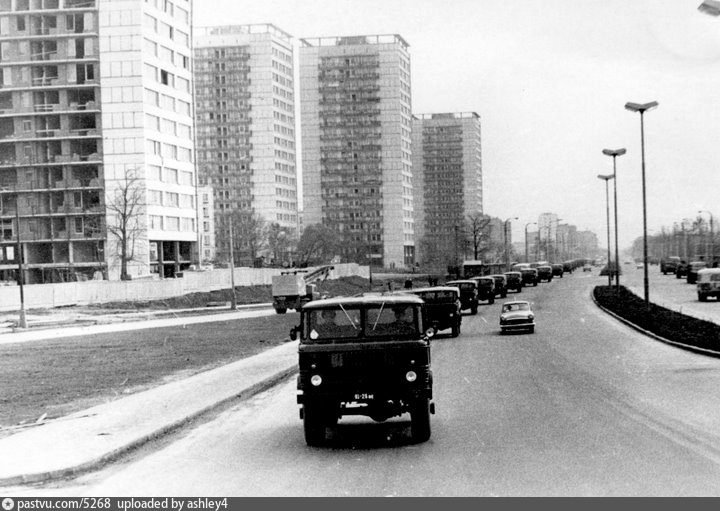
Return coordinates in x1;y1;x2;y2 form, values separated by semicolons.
504;217;518;271
602;147;626;290
598;174;614;286
227;215;237;310
625;100;659;308
698;210;715;265
525;222;536;264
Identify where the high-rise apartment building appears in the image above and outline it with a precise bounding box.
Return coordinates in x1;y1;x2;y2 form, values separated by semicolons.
300;34;413;268
194;24;298;264
411;112;482;264
0;0;197;282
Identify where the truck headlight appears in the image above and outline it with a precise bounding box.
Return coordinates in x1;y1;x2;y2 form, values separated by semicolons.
528;314;534;320
406;371;417;382
310;375;322;386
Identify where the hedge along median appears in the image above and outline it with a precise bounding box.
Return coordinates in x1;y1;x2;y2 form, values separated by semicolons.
593;285;720;354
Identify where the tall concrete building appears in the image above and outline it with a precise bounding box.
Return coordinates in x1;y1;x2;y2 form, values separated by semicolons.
300;34;413;269
0;0;198;282
411;112;482;264
194;24;298;264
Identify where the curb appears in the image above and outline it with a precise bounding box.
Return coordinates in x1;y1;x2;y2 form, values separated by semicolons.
589;288;720;358
0;364;298;487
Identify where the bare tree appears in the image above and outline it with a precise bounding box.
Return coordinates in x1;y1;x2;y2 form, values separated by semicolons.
105;169;144;281
217;210;268;266
267;222;296;266
296;224;341;266
466;212;492;260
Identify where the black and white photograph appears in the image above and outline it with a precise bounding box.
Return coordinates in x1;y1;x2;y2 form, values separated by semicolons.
2;0;720;499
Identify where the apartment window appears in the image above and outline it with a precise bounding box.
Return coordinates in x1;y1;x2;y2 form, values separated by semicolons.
16;16;25;31
74;217;83;234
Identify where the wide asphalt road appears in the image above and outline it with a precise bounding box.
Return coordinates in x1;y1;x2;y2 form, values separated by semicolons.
30;271;720;496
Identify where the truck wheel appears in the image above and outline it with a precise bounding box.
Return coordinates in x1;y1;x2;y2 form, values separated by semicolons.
517;287;522;293
471;305;478;315
451;321;460;338
410;398;431;443
699;293;707;302
275;308;287;314
303;404;326;447
489;297;494;304
502;291;507;298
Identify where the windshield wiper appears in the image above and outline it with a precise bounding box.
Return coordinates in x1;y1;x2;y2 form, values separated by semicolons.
338;303;357;329
372;301;385;331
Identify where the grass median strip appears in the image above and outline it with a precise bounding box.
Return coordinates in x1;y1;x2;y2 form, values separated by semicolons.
0;314;299;434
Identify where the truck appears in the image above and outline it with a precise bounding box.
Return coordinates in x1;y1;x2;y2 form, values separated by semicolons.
271;265;334;314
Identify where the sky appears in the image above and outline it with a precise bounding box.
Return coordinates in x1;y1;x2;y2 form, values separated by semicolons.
195;0;720;251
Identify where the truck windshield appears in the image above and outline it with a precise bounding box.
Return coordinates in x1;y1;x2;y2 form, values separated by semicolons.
307;307;361;341
366;304;419;338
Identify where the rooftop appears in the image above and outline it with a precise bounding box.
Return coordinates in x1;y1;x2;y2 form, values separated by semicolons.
414;112;480;120
301;34;409;50
194;24;293;44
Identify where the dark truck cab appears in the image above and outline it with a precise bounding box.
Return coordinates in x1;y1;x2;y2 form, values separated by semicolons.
445;279;480;314
293;295;435;446
406;286;462;338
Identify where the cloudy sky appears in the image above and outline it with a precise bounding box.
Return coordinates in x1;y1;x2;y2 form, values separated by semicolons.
195;0;720;250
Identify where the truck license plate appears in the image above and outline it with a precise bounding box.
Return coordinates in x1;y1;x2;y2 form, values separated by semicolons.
354;393;374;400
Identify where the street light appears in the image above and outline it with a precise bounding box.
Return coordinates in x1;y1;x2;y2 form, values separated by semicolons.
698;210;715;264
525;222;537;263
0;189;27;328
625;100;659;308
504;217;518;271
598;174;615;286
602;147;626;290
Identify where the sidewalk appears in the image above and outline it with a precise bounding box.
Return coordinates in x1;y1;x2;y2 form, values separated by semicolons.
0;332;299;486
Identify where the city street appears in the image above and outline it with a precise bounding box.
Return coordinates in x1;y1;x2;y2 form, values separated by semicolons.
17;270;720;496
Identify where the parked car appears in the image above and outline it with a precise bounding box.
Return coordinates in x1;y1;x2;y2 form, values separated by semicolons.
686;261;708;284
503;271;523;293
406;286;462;337
537;265;553;283
489;274;508;298
445;279;480;314
520;268;538;287
469;276;496;305
551;264;564;278
660;256;681;275
292;294;434;445
499;300;535;334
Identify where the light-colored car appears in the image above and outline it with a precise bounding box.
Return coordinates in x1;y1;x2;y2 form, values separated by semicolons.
697;268;720;301
499;300;535;334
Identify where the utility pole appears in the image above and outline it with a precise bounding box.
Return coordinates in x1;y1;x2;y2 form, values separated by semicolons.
228;215;237;310
15;195;26;328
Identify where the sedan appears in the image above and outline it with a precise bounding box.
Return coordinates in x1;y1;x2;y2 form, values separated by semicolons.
499;300;535;334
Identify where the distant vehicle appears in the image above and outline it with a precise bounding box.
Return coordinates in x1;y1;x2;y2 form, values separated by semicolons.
520;268;538;287
271;265;334;314
470;276;496;305
687;261;708;284
293;294;434;445
512;263;531;272
489;274;508;298
583;264;592;272
499;300;535;334
660;257;681;275
461;260;506;279
676;260;689;279
503;271;523;293
697;268;720;301
406;286;462;337
445;279;480;314
551;264;564;278
537;265;553;283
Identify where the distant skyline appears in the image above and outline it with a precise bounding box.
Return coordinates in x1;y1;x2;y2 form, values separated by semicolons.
195;0;720;252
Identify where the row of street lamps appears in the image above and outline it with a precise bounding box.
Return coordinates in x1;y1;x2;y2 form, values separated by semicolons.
597;101;658;308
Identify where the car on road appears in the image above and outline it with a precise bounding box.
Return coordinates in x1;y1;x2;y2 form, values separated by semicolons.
551;264;564;278
445;279;480;314
697;268;720;301
520;268;538;287
469;276;496;305
293;294;435;445
503;271;523;293
499;300;535;334
660;256;681;275
537;265;553;283
405;286;462;337
489;274;508;298
583;264;592;272
686;261;708;284
676;260;689;279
